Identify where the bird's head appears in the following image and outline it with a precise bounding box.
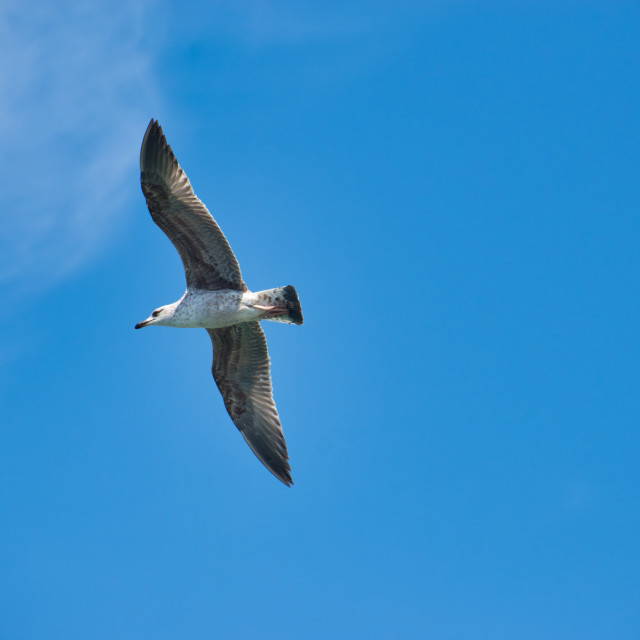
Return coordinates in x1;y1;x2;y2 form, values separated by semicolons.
135;305;174;329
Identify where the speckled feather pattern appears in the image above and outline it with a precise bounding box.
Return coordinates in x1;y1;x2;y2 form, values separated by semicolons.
167;288;299;329
137;119;303;486
208;322;292;486
140;121;247;292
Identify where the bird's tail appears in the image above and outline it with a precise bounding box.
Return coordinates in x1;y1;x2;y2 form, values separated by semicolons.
259;285;304;325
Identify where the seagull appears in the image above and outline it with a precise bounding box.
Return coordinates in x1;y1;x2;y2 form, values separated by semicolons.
135;120;303;486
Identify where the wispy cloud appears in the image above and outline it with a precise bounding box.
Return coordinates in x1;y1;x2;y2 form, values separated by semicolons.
186;0;434;46
0;0;158;296
205;1;366;44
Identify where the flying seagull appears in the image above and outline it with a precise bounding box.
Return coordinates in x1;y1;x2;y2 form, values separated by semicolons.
135;119;303;486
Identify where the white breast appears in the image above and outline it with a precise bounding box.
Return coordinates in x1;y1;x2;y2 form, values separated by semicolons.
173;290;262;329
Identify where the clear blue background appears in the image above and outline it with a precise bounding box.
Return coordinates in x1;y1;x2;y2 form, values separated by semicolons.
1;2;639;638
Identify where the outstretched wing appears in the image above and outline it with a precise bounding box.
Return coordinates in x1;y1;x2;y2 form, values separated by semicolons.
140;119;247;292
207;322;293;486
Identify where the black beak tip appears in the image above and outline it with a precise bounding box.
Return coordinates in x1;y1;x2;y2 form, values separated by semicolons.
135;322;144;330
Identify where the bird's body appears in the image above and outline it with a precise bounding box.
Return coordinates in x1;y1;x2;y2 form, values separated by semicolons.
135;119;303;486
137;287;298;330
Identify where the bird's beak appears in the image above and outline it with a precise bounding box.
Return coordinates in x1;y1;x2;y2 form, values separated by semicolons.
135;319;152;330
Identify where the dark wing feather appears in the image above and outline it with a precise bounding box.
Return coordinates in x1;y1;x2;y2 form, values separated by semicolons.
207;322;293;486
140;119;247;291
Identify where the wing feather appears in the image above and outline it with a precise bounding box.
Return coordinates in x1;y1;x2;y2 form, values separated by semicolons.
207;322;293;486
140;119;247;291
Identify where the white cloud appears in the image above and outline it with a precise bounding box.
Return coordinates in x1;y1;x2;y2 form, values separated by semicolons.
0;0;158;296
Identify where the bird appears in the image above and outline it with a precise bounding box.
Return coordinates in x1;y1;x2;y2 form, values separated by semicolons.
135;119;303;486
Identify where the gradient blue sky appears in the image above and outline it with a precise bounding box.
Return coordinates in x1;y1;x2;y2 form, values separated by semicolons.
1;2;639;638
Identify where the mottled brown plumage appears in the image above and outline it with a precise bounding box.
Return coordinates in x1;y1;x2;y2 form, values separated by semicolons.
141;120;247;292
137;119;302;486
208;322;292;486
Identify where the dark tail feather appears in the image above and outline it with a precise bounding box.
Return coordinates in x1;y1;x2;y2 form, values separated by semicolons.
282;285;304;325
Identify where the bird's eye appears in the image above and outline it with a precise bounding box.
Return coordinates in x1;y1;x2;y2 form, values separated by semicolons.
152;309;161;317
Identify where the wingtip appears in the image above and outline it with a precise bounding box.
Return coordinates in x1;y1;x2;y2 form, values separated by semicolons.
143;118;161;142
278;473;294;488
140;118;163;170
266;459;294;487
236;419;294;488
259;450;294;487
145;117;160;132
140;119;181;187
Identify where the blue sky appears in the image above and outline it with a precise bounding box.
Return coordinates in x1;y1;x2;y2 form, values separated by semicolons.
1;1;639;638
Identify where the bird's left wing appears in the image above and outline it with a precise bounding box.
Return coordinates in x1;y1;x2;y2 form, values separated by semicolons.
140;119;247;292
207;322;293;486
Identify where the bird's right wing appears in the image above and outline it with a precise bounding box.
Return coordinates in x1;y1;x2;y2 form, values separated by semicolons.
140;119;247;292
207;322;293;486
